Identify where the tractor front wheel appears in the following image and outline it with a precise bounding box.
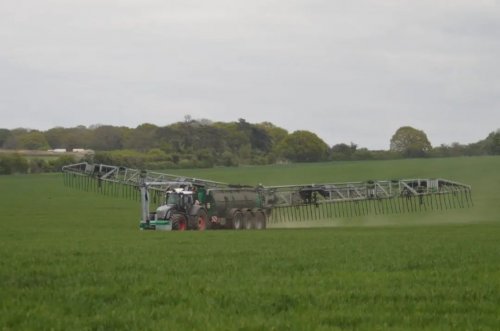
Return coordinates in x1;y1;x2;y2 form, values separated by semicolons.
172;214;187;231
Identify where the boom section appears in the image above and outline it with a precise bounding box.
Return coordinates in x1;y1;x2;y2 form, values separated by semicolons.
62;162;228;192
261;178;472;207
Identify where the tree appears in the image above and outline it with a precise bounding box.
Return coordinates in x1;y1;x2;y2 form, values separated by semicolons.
258;122;288;160
485;130;500;155
214;121;250;154
1;129;50;150
331;143;357;160
2;128;29;149
44;127;67;149
0;129;11;147
278;131;329;162
124;123;159;152
390;126;432;157
492;131;500;155
90;125;128;151
190;124;225;154
259;122;288;145
19;131;50;150
64;126;93;150
232;119;272;153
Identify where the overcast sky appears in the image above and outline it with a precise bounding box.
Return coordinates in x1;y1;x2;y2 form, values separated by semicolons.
1;0;499;149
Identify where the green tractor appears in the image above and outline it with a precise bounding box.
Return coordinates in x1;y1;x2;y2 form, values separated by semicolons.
146;186;269;231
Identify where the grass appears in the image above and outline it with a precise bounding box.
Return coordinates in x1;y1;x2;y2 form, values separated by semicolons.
0;156;499;330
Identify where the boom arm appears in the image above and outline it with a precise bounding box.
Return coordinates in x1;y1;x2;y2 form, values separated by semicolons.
262;178;471;206
260;178;472;222
62;162;228;191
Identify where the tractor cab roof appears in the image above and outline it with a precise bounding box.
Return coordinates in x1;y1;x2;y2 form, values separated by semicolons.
167;188;194;195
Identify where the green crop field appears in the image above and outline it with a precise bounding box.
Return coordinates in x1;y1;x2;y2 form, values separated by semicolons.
1;156;499;330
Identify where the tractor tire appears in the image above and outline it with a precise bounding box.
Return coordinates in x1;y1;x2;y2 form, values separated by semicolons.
196;209;208;231
254;210;267;230
172;214;187;231
243;211;254;230
232;211;244;230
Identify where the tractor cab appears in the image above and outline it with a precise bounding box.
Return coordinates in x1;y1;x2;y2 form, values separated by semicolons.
165;188;196;210
154;186;209;230
155;188;192;218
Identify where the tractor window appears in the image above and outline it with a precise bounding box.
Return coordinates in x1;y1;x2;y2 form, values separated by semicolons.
184;195;193;205
166;193;180;205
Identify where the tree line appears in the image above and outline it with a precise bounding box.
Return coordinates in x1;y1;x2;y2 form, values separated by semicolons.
0;119;499;174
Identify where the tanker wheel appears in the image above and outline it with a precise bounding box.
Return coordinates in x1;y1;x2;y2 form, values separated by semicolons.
243;211;254;230
232;211;243;230
172;214;187;231
254;211;267;230
196;209;208;231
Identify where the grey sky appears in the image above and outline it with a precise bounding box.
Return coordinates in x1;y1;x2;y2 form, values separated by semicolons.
1;0;499;149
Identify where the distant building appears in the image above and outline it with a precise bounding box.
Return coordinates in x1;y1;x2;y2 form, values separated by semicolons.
49;149;67;153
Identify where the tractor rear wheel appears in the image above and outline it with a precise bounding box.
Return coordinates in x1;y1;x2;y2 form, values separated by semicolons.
196;209;208;231
172;214;187;231
232;211;243;230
